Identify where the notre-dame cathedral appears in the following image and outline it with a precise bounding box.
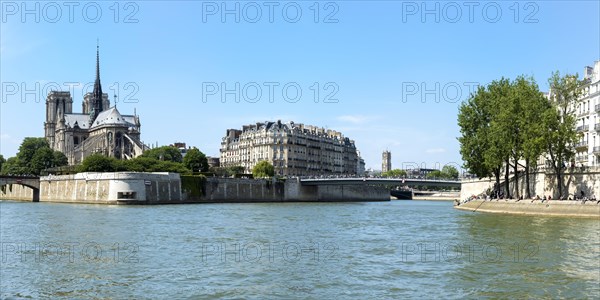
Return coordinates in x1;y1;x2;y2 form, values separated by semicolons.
44;46;146;165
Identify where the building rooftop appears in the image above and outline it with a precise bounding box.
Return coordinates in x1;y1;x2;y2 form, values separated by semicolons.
91;107;135;129
64;114;90;129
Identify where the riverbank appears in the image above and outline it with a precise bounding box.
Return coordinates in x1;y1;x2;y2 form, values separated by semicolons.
413;192;459;201
455;199;600;218
413;196;457;201
0;173;391;204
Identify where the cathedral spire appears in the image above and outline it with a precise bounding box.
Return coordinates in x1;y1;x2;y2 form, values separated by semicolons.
96;40;101;86
90;40;104;125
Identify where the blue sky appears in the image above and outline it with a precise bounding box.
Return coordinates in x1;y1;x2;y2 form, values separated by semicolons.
1;0;599;172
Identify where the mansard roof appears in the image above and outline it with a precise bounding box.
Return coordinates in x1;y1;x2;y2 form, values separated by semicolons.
91;107;134;129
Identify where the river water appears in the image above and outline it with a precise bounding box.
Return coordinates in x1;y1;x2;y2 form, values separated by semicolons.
0;200;598;299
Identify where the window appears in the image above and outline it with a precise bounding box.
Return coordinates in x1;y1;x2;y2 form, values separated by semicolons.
117;192;136;199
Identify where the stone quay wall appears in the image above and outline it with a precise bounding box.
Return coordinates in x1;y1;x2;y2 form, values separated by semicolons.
194;177;286;202
0;184;34;201
183;177;390;203
455;199;600;218
461;168;600;201
2;173;390;204
39;172;181;204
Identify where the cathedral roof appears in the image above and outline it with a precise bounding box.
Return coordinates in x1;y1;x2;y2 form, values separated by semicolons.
91;107;134;129
64;114;91;129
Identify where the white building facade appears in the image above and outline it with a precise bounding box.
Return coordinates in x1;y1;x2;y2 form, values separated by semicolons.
574;61;600;166
220;120;363;176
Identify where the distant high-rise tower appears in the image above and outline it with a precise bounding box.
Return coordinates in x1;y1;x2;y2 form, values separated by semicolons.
382;150;391;173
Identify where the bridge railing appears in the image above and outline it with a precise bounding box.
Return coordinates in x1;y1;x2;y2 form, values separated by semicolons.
0;175;40;179
297;175;461;182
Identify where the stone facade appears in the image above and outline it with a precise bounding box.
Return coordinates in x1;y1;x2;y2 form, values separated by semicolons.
0;184;34;201
382;151;391;173
44;46;145;165
549;60;600;167
461;167;600;200
38;172;181;204
1;175;390;203
185;178;389;202
219;120;363;176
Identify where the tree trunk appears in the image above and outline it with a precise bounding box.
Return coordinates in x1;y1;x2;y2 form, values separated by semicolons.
494;167;501;199
551;159;562;200
504;158;510;198
525;158;531;199
556;171;562;200
513;157;519;199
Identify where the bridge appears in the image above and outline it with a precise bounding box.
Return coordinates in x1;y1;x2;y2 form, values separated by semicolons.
0;175;41;201
299;177;461;189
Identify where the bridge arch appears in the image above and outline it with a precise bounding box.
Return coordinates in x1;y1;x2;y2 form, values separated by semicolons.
0;176;41;202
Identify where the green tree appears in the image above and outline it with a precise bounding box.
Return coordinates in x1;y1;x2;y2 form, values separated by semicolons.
487;78;514;197
16;137;49;165
141;146;183;162
0;154;5;172
53;151;69;167
210;165;246;177
154;160;191;173
381;169;407;177
441;165;459;179
119;157;191;173
543;71;582;199
77;154;119;172
458;84;506;190
516;76;549;198
1;137;70;175
121;157;156;172
252;160;274;178
183;148;208;172
30;147;55;175
426;170;444;179
1;157;25;175
228;166;245;176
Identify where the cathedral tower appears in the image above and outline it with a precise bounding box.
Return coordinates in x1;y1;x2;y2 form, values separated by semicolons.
44;91;73;150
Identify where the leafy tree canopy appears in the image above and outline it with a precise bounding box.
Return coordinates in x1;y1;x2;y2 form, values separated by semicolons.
1;137;69;175
441;165;459;179
141;146;183;163
77;154;191;174
210;166;245;177
252;160;274;178
183;148;209;172
381;169;407;177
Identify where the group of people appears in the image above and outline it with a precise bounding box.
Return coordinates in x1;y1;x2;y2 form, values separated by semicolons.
459;190;600;205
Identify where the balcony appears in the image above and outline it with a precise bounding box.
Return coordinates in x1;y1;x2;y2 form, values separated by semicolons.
576;125;589;132
596;104;600;112
595;123;600;131
578;110;589;117
594;146;600;154
574;141;588;151
576;154;589;162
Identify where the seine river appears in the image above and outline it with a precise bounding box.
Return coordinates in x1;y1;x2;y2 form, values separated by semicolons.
1;200;598;299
